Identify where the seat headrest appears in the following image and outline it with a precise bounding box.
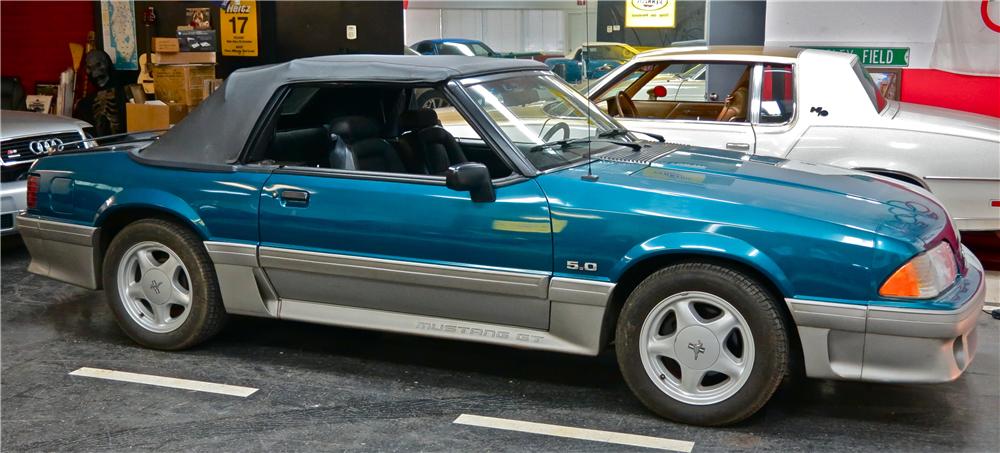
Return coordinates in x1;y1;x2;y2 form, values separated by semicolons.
399;109;439;133
328;116;381;144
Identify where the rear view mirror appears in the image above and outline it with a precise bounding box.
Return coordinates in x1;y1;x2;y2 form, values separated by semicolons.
445;162;495;202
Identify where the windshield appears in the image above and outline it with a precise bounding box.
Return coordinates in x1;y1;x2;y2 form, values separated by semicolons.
439;42;493;57
463;73;628;171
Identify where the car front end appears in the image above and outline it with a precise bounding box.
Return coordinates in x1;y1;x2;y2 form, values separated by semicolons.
1;111;91;235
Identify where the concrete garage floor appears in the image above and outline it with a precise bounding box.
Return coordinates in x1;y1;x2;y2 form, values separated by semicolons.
2;243;998;452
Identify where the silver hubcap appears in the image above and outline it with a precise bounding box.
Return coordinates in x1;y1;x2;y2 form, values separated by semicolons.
421;97;448;108
639;291;754;405
116;241;193;333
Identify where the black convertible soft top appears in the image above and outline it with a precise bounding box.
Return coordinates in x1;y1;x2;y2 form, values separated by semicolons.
140;55;547;165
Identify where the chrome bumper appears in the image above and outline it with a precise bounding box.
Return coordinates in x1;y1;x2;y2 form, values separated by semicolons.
787;246;985;383
17;214;101;289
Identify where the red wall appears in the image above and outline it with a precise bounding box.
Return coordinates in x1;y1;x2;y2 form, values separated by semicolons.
1;1;94;96
900;69;1000;118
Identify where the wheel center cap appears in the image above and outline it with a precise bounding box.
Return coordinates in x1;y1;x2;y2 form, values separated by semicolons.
141;269;172;304
674;326;720;370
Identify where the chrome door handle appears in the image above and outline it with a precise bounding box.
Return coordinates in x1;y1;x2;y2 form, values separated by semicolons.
279;189;309;205
726;142;750;151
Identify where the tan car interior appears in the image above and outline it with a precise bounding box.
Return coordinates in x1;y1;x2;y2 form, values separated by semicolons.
606;63;751;123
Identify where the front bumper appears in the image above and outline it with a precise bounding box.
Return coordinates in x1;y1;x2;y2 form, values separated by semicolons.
17;214;101;289
787;245;985;383
1;180;27;235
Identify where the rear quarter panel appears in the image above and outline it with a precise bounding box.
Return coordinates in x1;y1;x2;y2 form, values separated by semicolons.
30;150;269;244
786;126;1000;231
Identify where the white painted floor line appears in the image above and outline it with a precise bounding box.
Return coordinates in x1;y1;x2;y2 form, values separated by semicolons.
453;414;694;452
69;367;258;397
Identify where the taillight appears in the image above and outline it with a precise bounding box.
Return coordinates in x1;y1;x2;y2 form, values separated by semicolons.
25;174;39;210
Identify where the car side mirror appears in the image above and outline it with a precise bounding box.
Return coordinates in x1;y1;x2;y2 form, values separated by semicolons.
445;162;495;203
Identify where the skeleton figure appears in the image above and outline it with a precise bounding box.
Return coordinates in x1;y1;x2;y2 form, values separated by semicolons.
74;50;128;136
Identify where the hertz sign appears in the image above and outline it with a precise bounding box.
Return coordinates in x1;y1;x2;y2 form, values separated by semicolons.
625;0;676;28
220;0;259;56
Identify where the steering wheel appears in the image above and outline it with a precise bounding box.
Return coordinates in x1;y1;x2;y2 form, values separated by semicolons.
542;121;570;142
615;92;638;118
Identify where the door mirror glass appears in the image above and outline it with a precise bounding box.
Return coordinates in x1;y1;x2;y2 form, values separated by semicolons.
445;162;495;202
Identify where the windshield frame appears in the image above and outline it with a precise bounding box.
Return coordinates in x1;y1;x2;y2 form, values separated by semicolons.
457;70;634;173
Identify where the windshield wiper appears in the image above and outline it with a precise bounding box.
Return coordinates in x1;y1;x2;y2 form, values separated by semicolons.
599;128;665;143
529;136;641;153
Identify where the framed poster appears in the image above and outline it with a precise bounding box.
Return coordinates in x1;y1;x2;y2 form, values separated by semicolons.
867;68;901;101
100;0;139;70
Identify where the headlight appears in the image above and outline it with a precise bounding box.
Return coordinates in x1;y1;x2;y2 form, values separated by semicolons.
879;242;958;299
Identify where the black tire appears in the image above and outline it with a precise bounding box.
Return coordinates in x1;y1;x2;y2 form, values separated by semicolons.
615;262;789;426
102;218;227;350
416;90;450;109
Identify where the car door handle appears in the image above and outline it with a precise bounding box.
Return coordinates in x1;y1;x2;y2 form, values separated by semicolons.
279;189;309;205
726;142;751;151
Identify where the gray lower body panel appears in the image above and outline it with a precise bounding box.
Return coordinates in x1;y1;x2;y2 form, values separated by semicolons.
787;248;985;383
17;214;100;289
259;246;552;330
205;242;615;356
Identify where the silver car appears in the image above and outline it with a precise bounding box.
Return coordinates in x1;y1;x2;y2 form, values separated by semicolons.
588;46;1000;232
1;111;91;235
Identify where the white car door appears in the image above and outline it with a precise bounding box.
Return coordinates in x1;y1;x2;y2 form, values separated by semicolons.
592;60;757;153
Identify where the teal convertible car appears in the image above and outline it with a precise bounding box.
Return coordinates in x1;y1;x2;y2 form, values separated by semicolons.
18;56;984;426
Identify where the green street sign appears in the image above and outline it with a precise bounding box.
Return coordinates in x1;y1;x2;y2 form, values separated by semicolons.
805;46;910;67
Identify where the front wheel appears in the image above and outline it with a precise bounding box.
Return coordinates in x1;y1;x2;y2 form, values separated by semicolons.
103;219;227;350
615;262;789;426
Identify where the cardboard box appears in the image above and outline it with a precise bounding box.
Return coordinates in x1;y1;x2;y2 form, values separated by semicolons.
126;102;188;132
153;37;180;53
152;64;216;106
152;52;216;65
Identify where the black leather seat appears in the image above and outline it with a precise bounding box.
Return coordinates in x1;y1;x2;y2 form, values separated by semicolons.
269;127;330;166
397;109;467;175
328;116;404;173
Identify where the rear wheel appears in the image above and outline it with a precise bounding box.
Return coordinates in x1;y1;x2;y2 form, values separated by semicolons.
615;262;788;426
103;219;226;350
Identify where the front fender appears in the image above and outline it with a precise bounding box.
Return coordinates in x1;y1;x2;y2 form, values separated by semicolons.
94;187;209;238
612;232;794;297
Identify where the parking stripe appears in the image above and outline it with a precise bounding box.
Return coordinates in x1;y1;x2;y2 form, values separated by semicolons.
69;367;258;397
453;414;694;452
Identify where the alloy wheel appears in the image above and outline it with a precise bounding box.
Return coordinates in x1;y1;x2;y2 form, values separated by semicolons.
116;241;193;333
639;291;755;405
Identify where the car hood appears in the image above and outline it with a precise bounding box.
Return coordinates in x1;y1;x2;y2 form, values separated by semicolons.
888;102;1000;142
575;144;953;248
0;110;90;140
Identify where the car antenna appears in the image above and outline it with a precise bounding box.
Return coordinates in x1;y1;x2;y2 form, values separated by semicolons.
581;4;598;182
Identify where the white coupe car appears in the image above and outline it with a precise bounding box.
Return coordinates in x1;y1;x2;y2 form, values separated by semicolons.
587;46;1000;232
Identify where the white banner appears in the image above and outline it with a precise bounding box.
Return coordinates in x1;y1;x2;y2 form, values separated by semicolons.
930;0;1000;75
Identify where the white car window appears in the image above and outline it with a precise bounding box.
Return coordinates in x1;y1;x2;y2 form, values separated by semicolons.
758;64;794;124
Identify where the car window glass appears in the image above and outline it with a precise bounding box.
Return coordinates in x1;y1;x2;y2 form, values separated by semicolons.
439;42;491;57
248;84;512;179
597;61;751;123
759;64;794;124
464;74;623;172
852;60;887;112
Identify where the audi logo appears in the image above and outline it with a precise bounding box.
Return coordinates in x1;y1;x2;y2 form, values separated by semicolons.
28;138;64;154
